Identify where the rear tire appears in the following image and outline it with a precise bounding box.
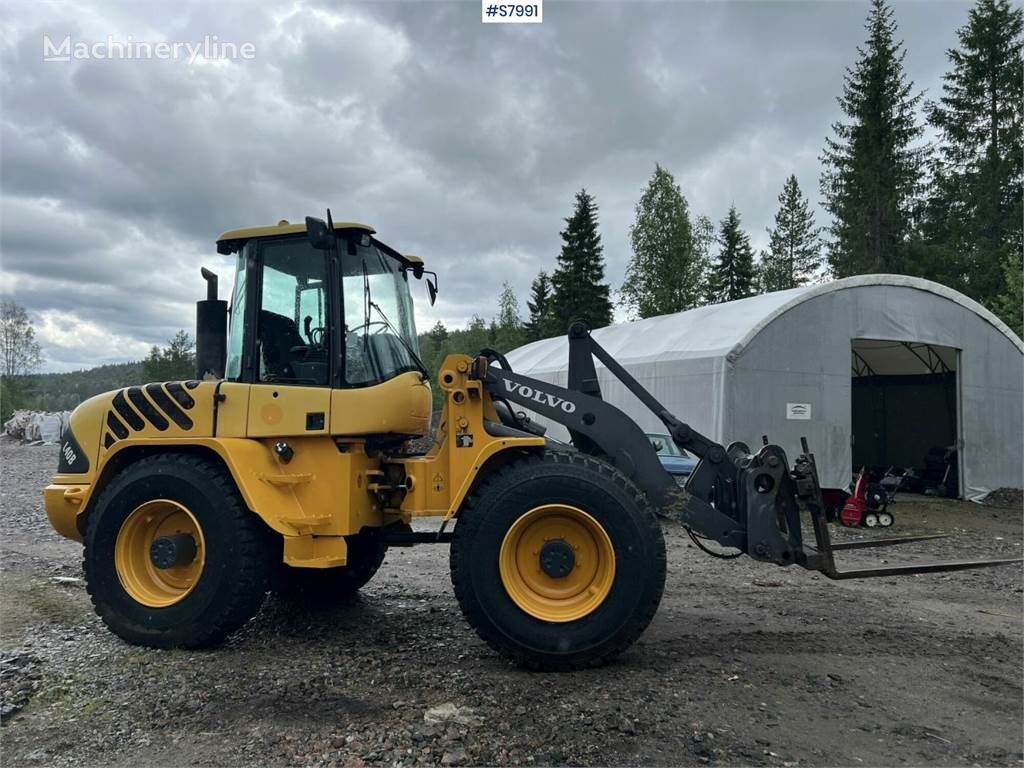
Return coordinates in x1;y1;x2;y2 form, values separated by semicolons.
84;454;273;649
450;451;666;671
276;527;387;602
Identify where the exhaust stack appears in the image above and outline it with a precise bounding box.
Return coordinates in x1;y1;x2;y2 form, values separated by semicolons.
195;267;227;379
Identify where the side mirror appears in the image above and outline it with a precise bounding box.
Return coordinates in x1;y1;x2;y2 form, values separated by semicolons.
425;272;438;306
305;216;335;250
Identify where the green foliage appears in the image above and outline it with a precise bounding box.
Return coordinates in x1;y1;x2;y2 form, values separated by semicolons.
990;249;1023;338
428;320;449;348
524;272;555;341
417;315;493;409
620;164;707;318
923;0;1023;304
821;0;926;277
707;205;757;303
8;361;145;415
493;282;527;351
550;189;614;333
691;214;716;302
1;300;43;377
1;375;30;425
142;330;195;382
11;329;194;415
760;175;822;292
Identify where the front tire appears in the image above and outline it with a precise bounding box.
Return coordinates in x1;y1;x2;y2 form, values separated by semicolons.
84;454;273;649
450;452;666;671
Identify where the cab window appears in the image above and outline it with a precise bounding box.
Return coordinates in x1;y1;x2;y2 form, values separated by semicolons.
257;241;329;386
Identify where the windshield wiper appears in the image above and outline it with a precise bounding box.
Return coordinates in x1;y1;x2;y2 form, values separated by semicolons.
368;300;431;381
360;258;383;381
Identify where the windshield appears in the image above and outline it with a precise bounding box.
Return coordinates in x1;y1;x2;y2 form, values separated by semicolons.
343;243;421;386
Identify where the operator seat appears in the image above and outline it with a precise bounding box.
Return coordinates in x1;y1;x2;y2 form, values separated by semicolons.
258;310;305;379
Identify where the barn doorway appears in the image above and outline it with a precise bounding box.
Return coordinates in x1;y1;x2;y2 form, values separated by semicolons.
850;339;961;498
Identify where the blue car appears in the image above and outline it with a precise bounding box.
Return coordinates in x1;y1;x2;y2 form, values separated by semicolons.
647;433;699;486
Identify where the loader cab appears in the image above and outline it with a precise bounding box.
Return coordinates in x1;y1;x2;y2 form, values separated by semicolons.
212;220;432;437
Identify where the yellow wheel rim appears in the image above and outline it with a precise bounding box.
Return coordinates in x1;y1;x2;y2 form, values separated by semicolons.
498;504;616;623
114;500;206;608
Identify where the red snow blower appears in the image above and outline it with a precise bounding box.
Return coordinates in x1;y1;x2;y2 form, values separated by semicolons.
839;467;894;528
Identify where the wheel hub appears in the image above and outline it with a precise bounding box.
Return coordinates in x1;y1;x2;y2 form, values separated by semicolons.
114;499;206;608
498;504;616;623
149;533;198;570
538;538;575;579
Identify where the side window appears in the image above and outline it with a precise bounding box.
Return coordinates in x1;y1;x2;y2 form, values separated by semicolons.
224;252;247;381
257;242;329;386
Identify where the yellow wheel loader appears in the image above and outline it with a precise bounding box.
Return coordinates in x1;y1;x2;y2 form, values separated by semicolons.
43;214;1020;670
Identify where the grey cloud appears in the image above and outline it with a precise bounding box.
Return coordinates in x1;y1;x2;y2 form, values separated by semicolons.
0;0;972;371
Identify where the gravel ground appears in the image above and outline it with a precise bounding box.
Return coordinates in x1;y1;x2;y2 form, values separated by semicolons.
1;438;1021;767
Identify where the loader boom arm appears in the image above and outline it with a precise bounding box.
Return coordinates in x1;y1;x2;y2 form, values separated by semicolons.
475;324;1021;579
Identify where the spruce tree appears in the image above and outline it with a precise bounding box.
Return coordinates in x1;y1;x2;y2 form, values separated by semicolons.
820;0;926;277
550;189;614;333
620;164;705;318
707;206;756;303
761;175;822;291
925;0;1022;314
524;271;554;341
428;320;449;348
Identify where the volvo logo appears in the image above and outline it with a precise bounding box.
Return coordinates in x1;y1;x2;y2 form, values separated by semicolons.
502;379;577;413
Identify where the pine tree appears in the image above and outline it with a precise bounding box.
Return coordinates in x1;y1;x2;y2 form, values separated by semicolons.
524;271;554;341
550;189;614;333
761;175;823;291
925;0;1022;315
428;320;449;348
142;330;195;382
820;0;927;277
707;206;756;303
620;164;705;318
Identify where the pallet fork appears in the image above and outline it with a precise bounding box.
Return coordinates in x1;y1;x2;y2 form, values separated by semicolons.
480;324;1021;580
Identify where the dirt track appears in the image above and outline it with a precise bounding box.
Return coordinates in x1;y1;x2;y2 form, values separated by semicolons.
2;439;1021;767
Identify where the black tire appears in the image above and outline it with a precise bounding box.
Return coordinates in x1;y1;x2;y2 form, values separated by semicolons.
275;527;387;602
450;451;666;671
84;454;273;649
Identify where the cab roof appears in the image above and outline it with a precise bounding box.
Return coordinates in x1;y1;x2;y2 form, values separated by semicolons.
214;220;425;269
216;219;376;255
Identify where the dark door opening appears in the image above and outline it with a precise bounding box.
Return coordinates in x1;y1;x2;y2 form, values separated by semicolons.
851;339;961;498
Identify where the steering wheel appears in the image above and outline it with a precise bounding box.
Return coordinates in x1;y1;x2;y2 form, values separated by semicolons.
347;321;389;338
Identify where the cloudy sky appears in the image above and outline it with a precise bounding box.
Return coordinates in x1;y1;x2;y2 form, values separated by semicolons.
1;0;970;371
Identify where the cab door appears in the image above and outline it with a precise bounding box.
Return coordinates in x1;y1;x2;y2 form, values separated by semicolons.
245;238;333;438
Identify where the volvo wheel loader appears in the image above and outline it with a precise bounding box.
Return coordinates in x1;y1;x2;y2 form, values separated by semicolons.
43;214;1020;670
